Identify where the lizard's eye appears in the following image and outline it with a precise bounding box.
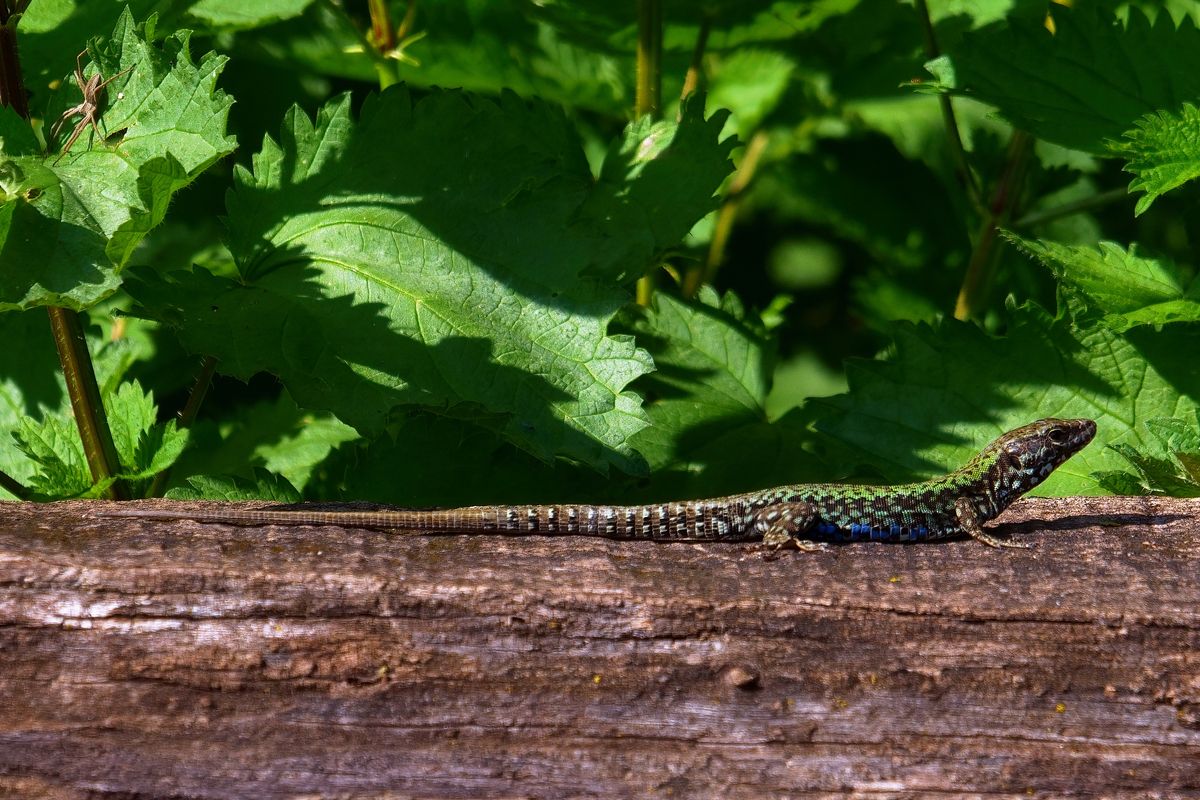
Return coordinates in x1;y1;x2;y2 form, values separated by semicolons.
1047;427;1068;446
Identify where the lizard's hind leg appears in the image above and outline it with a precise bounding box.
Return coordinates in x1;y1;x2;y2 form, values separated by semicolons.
754;503;828;553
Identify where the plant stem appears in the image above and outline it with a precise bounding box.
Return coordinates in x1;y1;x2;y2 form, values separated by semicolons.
634;0;663;306
635;0;662;119
913;0;982;214
675;13;717;297
954;130;1033;321
682;130;769;298
48;308;128;499
679;14;710;103
1;4;127;499
1013;187;1129;229
0;3;30;118
147;356;217;498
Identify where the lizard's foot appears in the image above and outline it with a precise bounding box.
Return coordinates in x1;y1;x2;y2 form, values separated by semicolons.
967;527;1033;549
760;536;829;559
955;496;1033;550
762;528;829;551
755;503;827;556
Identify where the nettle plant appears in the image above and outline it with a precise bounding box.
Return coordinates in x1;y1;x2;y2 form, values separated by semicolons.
0;1;1197;507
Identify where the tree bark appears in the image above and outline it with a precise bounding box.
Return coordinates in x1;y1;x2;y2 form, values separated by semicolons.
2;497;1199;798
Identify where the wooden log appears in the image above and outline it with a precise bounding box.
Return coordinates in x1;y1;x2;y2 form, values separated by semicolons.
1;497;1199;798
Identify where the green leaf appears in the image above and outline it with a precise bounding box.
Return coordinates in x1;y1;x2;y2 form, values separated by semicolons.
0;10;236;312
620;288;828;498
15;0;161;89
806;302;1200;495
749;133;968;326
535;0;860;54
128;87;732;474
168;393;359;493
624;288;773;472
247;411;358;491
0;311;155;499
1007;236;1200;331
225;1;374;84
919;6;1200;153
105;380;160;471
318;290;829;507
0;310;63;498
167;468;301;502
707;48;796;138
1094;411;1200;497
0;106;41;156
12;379;188;499
75;12;237;173
188;0;316;30
586;96;735;281
134;420;189;479
236;1;623;110
1117;103;1200;215
317;413;576;507
751;134;969;274
105;381;189;487
12;414;90;499
388;5;633;114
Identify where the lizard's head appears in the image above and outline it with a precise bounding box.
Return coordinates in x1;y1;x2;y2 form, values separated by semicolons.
984;418;1096;501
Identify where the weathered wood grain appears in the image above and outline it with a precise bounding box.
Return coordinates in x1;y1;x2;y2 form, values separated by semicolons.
1;497;1198;799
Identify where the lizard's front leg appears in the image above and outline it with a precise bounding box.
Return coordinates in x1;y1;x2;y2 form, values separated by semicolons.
753;502;828;553
954;496;1030;549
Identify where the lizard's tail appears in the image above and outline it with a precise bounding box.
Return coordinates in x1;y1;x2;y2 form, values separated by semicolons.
100;500;752;541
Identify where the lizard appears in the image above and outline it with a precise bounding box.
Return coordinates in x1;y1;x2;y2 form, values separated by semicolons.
102;418;1096;552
